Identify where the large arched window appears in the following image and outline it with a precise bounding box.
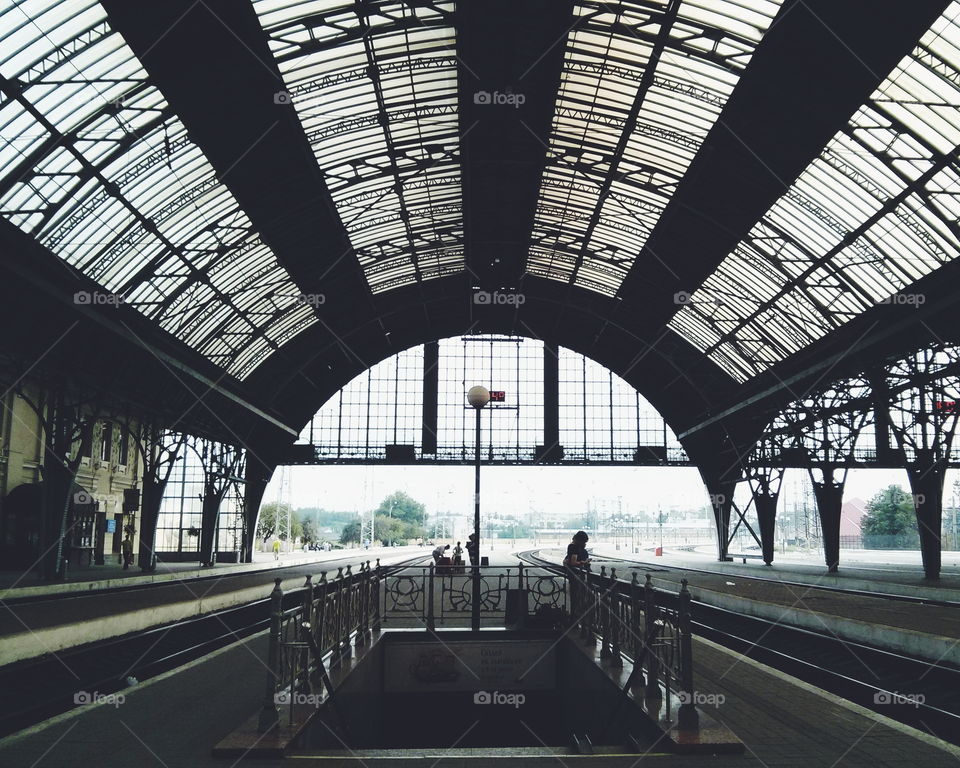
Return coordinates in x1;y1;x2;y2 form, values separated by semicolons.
295;335;688;464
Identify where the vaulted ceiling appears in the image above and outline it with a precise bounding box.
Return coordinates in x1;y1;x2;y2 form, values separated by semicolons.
2;0;959;461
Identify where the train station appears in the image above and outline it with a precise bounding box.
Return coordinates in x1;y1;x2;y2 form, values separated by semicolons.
1;0;959;765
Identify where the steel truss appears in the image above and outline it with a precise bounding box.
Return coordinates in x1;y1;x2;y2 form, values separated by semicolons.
742;343;960;576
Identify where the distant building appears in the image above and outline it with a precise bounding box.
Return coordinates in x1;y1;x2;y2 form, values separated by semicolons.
840;498;867;547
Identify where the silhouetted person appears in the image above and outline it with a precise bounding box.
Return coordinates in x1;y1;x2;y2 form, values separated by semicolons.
432;543;450;564
121;534;134;570
465;534;478;566
564;531;590;568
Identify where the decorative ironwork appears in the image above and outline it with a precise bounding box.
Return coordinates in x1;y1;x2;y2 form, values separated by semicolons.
259;561;381;732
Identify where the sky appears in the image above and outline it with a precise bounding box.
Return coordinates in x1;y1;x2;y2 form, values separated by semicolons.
264;463;958;524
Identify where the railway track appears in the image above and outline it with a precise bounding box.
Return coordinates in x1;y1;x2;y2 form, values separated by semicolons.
591;549;960;609
518;550;960;745
0;553;430;737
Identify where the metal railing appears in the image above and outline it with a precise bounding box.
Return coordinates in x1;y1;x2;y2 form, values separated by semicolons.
379;563;567;628
568;565;697;727
256;560;697;733
258;562;381;732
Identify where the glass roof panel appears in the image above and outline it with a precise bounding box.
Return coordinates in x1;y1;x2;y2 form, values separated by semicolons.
669;2;960;382
527;0;783;296
0;0;317;378
252;0;462;294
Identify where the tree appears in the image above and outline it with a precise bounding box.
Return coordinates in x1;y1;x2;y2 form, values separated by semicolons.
301;518;318;545
296;506;357;531
862;485;919;548
376;491;426;526
340;519;362;544
257;501;299;541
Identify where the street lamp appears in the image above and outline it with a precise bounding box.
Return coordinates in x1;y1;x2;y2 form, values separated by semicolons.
467;385;490;632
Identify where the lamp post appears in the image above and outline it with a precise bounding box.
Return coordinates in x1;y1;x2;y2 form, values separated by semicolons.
467;385;490;632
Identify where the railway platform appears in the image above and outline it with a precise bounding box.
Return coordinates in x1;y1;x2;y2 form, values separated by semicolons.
562;548;960;666
0;600;956;767
0;548;426;666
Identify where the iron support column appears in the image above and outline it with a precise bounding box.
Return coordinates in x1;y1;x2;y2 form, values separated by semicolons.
754;490;778;566
906;456;946;580
701;470;737;562
243;456;275;563
810;469;845;573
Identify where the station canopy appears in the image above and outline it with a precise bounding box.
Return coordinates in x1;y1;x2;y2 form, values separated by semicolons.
2;0;960;397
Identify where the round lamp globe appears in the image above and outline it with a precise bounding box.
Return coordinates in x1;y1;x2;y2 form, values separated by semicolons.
467;385;491;410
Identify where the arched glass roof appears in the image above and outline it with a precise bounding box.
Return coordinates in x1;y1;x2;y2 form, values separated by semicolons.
669;2;960;382
253;0;462;294
526;0;782;296
0;0;317;378
4;0;960;390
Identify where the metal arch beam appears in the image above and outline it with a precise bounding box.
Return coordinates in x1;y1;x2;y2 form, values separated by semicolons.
612;0;952;333
241;274;742;448
0;218;298;438
698;135;960;356
266;2;454;64
457;0;573;289
0;76;276;367
678;267;960;440
102;0;378;368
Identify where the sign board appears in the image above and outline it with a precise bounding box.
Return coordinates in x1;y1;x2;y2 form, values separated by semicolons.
384;639;555;693
489;390;506;402
105;519;117;534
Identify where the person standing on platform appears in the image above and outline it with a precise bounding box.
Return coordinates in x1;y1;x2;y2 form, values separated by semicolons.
121;534;134;570
452;541;463;564
563;531;590;568
272;538;281;561
465;534;478;567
